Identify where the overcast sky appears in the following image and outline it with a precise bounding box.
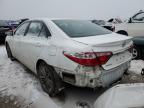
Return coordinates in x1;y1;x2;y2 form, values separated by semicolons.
0;0;144;20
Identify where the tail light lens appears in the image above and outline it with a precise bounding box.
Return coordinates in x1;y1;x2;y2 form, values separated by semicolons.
63;51;112;66
95;52;112;65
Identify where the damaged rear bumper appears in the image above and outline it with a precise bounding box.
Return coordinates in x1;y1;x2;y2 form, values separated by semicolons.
62;61;130;88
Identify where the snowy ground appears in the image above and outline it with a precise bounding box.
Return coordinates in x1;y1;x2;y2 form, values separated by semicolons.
0;45;144;108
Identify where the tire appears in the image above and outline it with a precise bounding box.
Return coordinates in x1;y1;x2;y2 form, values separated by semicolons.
6;43;15;61
117;31;128;36
37;62;57;96
132;46;142;59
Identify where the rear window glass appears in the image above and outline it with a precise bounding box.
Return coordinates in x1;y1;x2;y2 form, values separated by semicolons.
53;20;112;38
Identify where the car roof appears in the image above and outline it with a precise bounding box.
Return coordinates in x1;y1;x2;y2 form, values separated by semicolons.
26;18;90;22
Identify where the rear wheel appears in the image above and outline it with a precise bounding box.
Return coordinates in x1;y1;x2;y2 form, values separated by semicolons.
6;43;15;61
37;61;58;96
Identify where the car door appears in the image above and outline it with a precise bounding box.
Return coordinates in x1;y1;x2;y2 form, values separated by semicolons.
9;22;30;60
127;12;144;36
19;21;52;72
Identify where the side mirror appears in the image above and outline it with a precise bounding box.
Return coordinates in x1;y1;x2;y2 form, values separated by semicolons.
6;30;13;36
128;18;132;23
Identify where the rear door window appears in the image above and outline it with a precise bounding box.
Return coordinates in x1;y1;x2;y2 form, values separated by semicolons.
39;26;47;38
39;25;51;38
26;22;43;37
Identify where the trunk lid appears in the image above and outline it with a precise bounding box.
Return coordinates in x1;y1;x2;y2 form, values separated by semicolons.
72;33;131;47
72;33;133;70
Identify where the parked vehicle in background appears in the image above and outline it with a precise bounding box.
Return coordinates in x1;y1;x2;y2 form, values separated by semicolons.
7;19;29;30
19;18;29;24
114;10;144;59
115;10;144;36
92;20;115;31
94;83;144;108
7;21;20;29
0;19;29;43
108;18;123;24
132;36;144;59
6;19;133;96
0;20;12;43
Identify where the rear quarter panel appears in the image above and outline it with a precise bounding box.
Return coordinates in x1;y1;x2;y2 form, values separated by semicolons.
36;37;92;74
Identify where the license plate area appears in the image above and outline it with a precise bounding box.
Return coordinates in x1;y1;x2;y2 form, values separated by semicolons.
100;62;128;87
114;52;125;63
102;50;131;70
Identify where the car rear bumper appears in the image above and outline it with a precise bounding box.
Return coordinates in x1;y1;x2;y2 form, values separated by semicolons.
67;61;130;88
99;61;130;87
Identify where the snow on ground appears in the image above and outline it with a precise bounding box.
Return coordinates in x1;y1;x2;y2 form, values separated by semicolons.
0;44;7;66
129;60;144;75
0;45;144;108
0;45;60;108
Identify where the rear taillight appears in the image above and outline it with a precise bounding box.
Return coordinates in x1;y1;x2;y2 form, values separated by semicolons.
63;51;112;66
95;52;112;65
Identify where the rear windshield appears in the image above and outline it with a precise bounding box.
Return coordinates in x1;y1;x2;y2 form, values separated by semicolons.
53;20;112;38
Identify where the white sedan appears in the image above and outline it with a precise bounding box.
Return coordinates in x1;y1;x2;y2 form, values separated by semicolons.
6;19;133;96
